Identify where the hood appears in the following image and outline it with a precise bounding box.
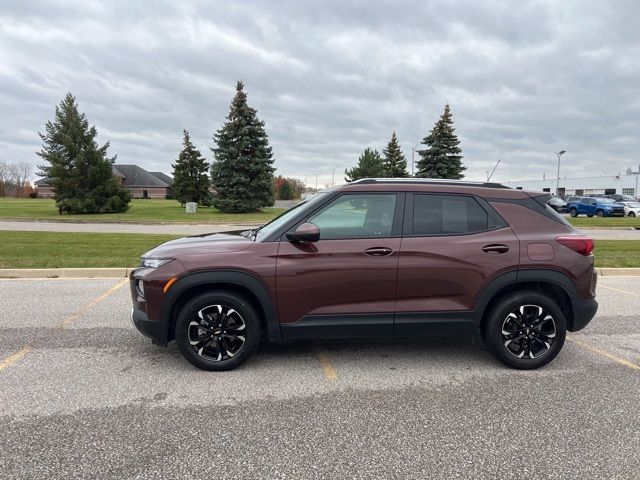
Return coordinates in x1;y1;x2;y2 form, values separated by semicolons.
143;230;253;258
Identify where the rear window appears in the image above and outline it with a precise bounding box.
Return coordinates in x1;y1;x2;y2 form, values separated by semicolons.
545;204;571;226
412;194;493;235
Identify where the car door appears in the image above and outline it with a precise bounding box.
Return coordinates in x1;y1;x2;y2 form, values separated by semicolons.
276;192;403;339
583;198;597;216
395;193;520;336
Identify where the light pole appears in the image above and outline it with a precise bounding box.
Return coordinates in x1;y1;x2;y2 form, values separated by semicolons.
555;150;566;197
411;142;421;176
331;168;335;187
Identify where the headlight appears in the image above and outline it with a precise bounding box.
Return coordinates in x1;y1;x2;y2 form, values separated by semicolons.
140;258;173;268
136;279;145;297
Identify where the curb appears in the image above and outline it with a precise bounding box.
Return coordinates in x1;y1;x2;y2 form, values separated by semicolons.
0;268;135;279
1;267;640;279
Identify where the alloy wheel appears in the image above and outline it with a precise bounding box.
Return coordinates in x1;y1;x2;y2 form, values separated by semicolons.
188;304;246;361
501;305;556;359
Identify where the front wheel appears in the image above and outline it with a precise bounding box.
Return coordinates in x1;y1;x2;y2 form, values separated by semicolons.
569;208;578;217
175;290;261;371
629;211;636;218
482;291;566;369
596;210;605;217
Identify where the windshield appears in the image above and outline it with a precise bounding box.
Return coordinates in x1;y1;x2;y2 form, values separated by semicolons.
254;192;329;241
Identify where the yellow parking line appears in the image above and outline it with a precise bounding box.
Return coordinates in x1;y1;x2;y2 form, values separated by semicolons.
315;346;338;380
567;336;640;371
0;347;31;372
598;284;640;296
56;278;128;329
0;278;129;373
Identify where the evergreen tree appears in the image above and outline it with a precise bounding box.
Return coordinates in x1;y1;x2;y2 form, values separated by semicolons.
211;82;275;212
37;93;131;213
278;179;294;200
415;104;466;179
344;148;385;182
382;131;409;177
171;130;211;205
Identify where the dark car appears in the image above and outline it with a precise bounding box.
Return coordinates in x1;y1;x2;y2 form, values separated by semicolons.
130;179;598;371
547;196;567;212
606;194;635;203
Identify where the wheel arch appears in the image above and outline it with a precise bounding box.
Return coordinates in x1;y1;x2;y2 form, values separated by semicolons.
161;270;280;342
476;269;577;332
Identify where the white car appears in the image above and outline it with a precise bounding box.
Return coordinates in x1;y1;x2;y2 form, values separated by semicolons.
620;202;640;217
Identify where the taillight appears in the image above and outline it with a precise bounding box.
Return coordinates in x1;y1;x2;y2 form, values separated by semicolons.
555;236;594;256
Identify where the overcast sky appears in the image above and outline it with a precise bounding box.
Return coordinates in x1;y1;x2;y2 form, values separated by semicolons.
1;0;639;186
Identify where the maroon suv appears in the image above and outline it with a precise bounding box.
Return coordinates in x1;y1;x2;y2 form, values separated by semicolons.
130;179;597;370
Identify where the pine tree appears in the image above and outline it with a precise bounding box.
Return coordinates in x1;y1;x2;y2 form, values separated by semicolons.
37;93;131;213
415;104;466;179
171;130;211;205
278;179;294;200
344;148;385;182
382;131;409;177
211;82;275;212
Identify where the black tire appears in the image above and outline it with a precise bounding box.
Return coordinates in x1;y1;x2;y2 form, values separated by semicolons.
569;208;578;217
587;215;593;218
175;290;261;371
482;291;566;370
596;210;604;217
629;212;636;218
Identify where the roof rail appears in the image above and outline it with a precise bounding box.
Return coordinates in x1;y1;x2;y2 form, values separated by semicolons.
351;178;510;189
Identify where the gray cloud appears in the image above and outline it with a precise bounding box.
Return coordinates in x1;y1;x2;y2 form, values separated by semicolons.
1;0;639;186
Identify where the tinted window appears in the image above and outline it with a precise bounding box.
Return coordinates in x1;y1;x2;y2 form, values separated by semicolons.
308;194;397;239
412;194;490;235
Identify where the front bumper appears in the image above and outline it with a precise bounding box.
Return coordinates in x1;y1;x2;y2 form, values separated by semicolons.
131;307;168;346
570;298;598;332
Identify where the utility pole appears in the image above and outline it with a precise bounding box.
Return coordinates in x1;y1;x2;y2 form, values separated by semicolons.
555;150;566;196
331;168;335;187
315;174;318;192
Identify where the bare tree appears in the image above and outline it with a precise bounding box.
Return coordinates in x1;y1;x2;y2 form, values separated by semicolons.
0;161;8;197
8;162;33;197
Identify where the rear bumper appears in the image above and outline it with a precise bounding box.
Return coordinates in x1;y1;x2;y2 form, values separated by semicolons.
131;307;168;346
570;298;598;332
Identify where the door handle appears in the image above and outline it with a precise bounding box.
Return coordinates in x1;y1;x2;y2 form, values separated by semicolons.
364;247;393;256
482;244;509;254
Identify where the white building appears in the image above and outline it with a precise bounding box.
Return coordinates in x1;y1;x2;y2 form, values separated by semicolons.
501;173;640;197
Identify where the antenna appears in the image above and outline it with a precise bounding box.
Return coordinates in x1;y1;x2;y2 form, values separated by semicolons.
487;159;501;181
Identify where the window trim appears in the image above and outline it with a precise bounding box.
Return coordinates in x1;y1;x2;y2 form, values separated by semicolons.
403;192;508;237
280;192;406;241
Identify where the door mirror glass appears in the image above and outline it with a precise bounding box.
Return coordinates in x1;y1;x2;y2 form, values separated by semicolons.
286;222;320;243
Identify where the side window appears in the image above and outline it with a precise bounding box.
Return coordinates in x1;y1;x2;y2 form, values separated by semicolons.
308;194;397;240
412;194;490;235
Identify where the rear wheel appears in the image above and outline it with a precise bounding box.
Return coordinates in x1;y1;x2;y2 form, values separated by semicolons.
482;291;566;369
569;208;578;217
175;290;261;371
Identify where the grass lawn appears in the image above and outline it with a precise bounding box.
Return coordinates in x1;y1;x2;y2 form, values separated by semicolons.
0;231;638;269
568;216;640;228
0;198;284;224
0;231;180;268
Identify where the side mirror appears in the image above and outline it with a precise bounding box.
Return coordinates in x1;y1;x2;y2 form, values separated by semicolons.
286;222;320;243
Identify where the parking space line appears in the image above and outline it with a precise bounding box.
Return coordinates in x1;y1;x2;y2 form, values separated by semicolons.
0;278;129;373
315;346;338;380
56;278;129;330
0;346;31;372
567;336;640;371
598;284;640;296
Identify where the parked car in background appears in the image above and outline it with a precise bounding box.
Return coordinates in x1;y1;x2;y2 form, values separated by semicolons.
566;197;625;217
620;201;640;217
547;196;567;212
606;194;635;203
130;178;598;371
564;196;581;204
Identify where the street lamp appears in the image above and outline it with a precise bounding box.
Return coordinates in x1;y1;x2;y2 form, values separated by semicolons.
555;150;566;197
411;142;421;176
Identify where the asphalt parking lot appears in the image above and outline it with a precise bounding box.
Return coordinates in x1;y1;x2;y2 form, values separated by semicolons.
1;277;639;479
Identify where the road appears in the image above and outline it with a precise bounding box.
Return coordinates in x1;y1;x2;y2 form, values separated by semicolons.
1;277;639;479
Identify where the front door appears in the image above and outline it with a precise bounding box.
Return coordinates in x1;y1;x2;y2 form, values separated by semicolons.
276;192;403;339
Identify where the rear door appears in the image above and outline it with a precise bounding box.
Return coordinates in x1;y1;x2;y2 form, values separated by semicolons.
276;192;403;339
395;193;520;336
